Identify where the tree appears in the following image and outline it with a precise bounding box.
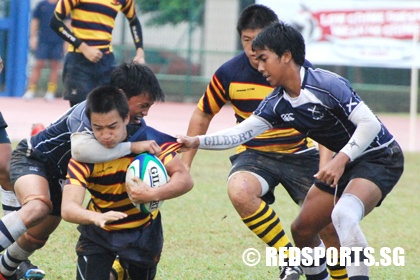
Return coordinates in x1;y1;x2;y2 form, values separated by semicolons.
136;0;205;26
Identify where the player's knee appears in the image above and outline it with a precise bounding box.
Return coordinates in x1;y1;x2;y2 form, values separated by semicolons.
22;194;53;217
291;217;315;241
331;194;364;231
22;232;48;250
227;172;261;202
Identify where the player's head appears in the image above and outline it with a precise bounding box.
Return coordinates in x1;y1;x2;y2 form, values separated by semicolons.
111;62;164;124
253;22;305;66
236;4;278;35
237;4;278;68
85;85;129;148
111;62;164;102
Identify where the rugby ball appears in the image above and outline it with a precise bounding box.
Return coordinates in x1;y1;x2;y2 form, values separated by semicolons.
125;153;168;213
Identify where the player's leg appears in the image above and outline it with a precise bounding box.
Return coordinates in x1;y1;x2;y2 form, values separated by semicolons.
2;215;60;279
227;151;300;279
77;252;115;280
0;128;20;216
319;224;348;280
0;175;53;278
291;185;334;280
110;256;128;280
331;142;403;279
125;263;156;280
277;151;348;280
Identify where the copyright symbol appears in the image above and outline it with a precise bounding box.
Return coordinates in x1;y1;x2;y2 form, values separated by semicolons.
242;248;260;266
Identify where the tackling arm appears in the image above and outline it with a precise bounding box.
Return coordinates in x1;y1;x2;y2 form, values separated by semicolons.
71;132;161;163
181;107;214;170
197;115;271;149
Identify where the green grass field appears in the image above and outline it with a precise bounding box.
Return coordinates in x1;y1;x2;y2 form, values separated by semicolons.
22;150;420;279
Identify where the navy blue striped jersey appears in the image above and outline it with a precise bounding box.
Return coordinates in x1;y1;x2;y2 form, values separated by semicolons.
30;101;90;177
198;51;315;154
66;122;180;231
254;67;394;153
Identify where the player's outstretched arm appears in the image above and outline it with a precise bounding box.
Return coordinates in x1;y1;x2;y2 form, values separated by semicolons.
71;132;160;163
181;107;214;170
62;184;127;228
177;115;271;151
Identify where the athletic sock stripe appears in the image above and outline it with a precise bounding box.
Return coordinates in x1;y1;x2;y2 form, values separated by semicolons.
257;215;280;239
2;205;21;211
242;202;269;224
247;210;275;231
0;222;15;244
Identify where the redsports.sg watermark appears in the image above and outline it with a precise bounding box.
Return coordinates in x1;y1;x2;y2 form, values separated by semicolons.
242;247;405;267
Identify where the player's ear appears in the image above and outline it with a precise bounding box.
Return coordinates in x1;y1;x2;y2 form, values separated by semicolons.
124;114;130;125
281;51;293;64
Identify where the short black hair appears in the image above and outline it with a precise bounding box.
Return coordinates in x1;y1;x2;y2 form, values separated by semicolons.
236;4;278;35
110;62;164;102
252;22;306;66
85;85;129;122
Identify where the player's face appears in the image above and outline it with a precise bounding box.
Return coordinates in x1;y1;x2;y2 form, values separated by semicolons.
127;93;155;124
255;48;285;87
240;29;262;69
91;109;129;148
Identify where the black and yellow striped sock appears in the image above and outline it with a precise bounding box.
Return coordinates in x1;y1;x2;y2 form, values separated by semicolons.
327;258;348;280
242;201;293;251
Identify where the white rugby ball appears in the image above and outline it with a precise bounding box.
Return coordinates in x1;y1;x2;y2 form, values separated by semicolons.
126;153;168;213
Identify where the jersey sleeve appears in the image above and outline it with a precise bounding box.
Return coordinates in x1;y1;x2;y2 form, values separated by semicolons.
122;0;143;49
197;68;230;115
50;0;83;48
66;103;92;133
129;126;181;165
66;158;92;187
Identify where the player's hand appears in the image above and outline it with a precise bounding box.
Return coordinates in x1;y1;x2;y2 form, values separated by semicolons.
130;140;161;155
176;135;200;152
126;177;154;204
95;211;127;229
314;152;349;187
79;43;103;63
133;48;145;64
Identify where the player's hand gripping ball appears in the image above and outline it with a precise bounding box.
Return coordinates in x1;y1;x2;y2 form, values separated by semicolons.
126;153;168;213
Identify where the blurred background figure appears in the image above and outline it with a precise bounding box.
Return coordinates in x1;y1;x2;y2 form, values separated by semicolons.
50;0;145;107
23;0;66;101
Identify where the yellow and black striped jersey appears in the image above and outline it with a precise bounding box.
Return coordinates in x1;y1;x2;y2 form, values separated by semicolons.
66;121;180;231
54;0;140;51
198;52;315;154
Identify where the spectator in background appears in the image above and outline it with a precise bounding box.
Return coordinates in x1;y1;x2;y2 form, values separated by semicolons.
50;0;146;107
23;0;66;101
